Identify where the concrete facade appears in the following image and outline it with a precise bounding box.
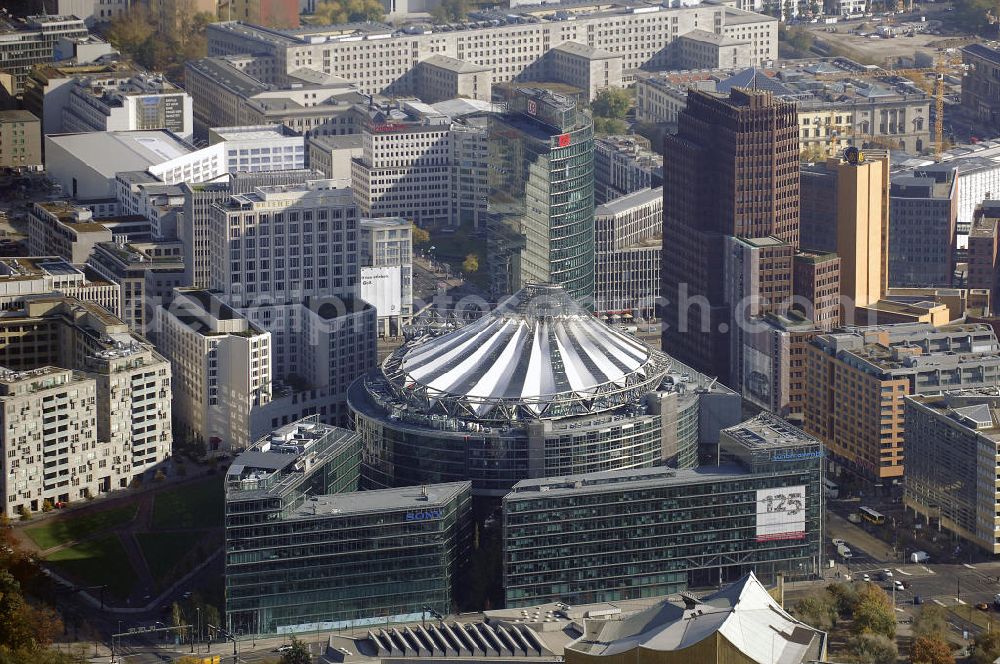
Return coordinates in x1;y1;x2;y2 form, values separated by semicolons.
0;110;41;170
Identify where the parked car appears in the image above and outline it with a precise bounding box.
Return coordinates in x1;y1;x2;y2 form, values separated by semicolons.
913;596;923;605
977;603;991;611
862;573;871;582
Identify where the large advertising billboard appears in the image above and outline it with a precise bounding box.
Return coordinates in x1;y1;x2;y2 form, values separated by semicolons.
742;344;773;412
135;94;185;134
360;265;402;315
755;485;806;542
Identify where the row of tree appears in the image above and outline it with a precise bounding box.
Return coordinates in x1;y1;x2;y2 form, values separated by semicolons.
104;5;216;81
311;0;384;25
0;518;85;662
794;582;958;664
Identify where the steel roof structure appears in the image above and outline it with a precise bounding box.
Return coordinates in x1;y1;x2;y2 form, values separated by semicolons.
376;283;674;422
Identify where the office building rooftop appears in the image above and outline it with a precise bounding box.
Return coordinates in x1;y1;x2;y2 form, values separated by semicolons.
291;482;470;519
46;130;194;179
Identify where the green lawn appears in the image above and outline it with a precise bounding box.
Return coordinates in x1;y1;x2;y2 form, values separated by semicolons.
45;535;137;599
24;504;138;550
136;531;211;585
150;478;224;530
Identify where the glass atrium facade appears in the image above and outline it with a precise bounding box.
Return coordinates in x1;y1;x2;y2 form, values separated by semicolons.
502;415;822;607
487;88;594;303
224;418;473;634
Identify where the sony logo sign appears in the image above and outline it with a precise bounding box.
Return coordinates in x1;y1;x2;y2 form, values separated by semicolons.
406;509;443;522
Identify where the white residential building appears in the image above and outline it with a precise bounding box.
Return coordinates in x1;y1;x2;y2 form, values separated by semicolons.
0;257;120;316
0;368;99;517
157;288;272;452
59;73;194;141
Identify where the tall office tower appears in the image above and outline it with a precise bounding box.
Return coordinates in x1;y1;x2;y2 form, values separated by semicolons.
209;178;378;431
800;149;890;323
888;166;958;289
487;88;595;303
661;88;799;382
180;169;317;289
968;201;1000;313
351;101;488;229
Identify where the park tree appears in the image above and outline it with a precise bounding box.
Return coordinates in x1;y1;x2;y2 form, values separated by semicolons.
972;631;1000;664
952;0;1000;34
312;0;384;24
430;0;470;23
202;604;221;633
593;117;627;136
170;602;185;629
411;224;430;245
591;88;630;120
105;6;157;56
462;254;479;273
0;571;62;651
793;590;838;631
852;584;895;639
911;636;954;664
849;633;898;664
825;581;860;617
0;649;84;664
913;605;949;640
280;637;312;664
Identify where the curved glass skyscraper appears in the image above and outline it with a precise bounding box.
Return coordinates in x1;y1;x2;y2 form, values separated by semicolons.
487;88;595;304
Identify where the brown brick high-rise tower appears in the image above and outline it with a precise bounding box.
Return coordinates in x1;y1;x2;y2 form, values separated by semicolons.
661;87;799;382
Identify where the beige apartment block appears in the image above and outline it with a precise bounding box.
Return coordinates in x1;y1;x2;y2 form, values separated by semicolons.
156;288;271;452
805;323;1000;481
0;296;172;516
0;110;41;170
0;367;99;516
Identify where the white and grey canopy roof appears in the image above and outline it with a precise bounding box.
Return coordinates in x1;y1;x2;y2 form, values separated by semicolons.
378;284;673;421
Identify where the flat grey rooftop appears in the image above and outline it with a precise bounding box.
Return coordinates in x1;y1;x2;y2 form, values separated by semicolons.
421;54;492;73
595;187;662;217
506;464;750;500
291;481;470;518
550;41;618;59
309;134;364;150
47;131;193;177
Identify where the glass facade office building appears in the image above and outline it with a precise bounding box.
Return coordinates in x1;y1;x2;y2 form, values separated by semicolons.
487;88;595;303
503;413;823;607
224;417;473;634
